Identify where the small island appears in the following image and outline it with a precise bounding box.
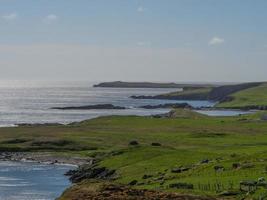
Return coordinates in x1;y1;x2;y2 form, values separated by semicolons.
93;81;215;88
51;104;126;110
139;103;192;109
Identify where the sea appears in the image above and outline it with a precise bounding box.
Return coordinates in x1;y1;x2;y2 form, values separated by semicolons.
0;161;75;200
0;80;215;127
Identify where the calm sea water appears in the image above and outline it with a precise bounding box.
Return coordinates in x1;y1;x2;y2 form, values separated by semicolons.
0;161;75;200
0;80;215;127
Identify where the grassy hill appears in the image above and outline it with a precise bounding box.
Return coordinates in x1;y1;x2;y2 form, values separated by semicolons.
2;109;267;199
216;83;267;108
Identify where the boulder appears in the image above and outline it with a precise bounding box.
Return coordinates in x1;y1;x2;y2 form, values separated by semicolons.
65;164;116;183
142;174;153;179
214;165;225;172
151;142;161;146
129;140;139;146
169;182;194;189
128;180;138;185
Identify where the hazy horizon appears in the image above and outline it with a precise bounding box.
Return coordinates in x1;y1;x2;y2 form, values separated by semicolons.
0;0;267;82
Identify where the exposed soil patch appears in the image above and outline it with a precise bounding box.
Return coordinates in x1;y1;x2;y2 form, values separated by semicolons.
61;184;217;200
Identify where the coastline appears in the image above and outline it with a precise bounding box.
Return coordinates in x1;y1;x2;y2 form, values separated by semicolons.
0;152;89;167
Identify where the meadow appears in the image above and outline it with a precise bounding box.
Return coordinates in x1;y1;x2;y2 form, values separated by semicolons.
1;109;267;199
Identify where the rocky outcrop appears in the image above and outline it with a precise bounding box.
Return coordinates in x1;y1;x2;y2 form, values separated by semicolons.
51;104;126;110
0;152;88;165
139;103;192;109
131;93;209;101
65;164;116;183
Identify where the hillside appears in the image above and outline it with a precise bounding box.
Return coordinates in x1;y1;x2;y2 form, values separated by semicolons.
132;82;265;108
216;83;267;109
2;110;267;199
131;87;213;100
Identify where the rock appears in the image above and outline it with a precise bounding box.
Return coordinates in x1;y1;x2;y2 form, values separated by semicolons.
200;159;209;164
129;140;139;146
51;104;126;110
258;177;265;183
240;180;258;192
153;176;164;181
261;114;267;121
218;190;240;196
128;180;138;185
142;174;153;179
171;168;182;173
65;164;116;183
151;142;161;146
232;163;241;169
241;163;255;169
140;103;192;109
171;167;190;173
214;165;225;172
169;182;194;189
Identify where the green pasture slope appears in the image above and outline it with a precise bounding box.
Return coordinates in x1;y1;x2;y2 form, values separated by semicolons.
217;83;267;108
2;109;267;199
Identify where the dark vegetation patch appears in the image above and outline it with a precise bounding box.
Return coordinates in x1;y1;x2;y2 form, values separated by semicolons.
1;138;30;144
30;139;97;151
190;132;227;138
31;139;74;146
169;182;194;189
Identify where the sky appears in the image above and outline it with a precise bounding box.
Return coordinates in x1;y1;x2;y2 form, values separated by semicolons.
0;0;266;82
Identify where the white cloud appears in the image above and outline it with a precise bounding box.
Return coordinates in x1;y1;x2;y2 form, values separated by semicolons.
137;6;145;12
209;37;225;45
2;13;17;21
43;14;58;24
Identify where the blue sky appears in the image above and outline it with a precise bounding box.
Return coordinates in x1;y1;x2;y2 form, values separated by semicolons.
0;0;266;82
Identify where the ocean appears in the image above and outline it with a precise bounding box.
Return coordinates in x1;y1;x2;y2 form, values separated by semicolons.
0;80;214;127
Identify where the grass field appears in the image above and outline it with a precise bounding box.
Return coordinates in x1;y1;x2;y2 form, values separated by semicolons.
2;109;267;199
217;83;267;108
154;87;212;100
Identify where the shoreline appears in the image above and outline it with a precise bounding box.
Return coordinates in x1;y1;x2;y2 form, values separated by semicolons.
0;107;260;128
0;152;90;167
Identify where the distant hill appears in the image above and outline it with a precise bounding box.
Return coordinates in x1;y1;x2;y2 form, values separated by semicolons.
131;82;266;109
93;81;215;88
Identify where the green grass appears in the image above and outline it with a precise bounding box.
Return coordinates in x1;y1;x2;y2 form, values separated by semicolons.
159;87;212;99
2;109;267;198
217;83;267;108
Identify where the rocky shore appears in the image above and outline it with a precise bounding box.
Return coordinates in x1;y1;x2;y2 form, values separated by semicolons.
139;103;192;109
0;152;89;166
